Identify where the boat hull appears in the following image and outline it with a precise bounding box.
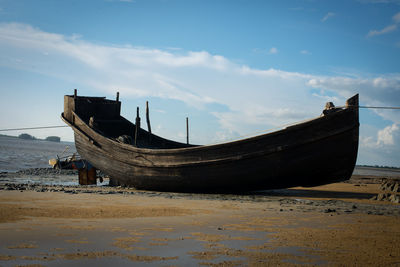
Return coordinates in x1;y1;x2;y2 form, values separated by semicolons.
74;125;357;192
63;94;359;192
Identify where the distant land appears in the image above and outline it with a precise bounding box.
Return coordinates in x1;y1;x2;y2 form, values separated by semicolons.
17;133;60;142
0;133;67;144
357;165;400;170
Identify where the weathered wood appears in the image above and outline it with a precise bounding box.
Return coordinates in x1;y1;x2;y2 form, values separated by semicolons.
146;101;151;134
134;107;140;146
186;117;189;145
62;94;359;192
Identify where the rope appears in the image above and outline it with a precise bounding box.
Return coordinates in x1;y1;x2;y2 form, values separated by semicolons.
358;105;400;110
336;105;400;110
0;125;68;132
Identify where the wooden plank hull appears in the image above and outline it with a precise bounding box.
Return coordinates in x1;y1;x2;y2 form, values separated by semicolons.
63;94;359;192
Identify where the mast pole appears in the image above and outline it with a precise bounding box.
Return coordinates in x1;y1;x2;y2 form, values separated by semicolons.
186;117;189;144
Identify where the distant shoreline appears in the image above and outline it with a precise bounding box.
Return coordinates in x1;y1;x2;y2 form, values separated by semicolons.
0;133;74;145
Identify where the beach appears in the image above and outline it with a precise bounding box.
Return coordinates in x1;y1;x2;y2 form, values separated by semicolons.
1;135;400;266
0;169;399;266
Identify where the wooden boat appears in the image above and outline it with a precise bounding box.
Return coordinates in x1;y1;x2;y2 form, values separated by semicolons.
62;90;359;192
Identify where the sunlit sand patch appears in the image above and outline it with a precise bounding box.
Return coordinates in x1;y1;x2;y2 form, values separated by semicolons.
58;225;96;231
53;251;178;262
183;220;207;226
223;216;293;233
110;226;128;232
123;254;179;262
142;227;174;232
218;204;240;210
112;236;141;250
54;251;119;260
65;238;90;244
7;242;38;249
0;254;17;260
221;223;259;232
263;214;400;266
230;236;256;241
20;255;56;261
128;231;149;236
198;259;244;266
129;246;149;251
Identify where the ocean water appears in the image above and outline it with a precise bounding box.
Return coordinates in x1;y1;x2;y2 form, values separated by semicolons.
0;135;76;172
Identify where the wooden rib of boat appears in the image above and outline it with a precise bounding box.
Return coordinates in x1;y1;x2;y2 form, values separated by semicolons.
62;91;359;192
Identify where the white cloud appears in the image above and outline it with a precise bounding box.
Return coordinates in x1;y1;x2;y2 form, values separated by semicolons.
357;0;400;4
393;12;400;23
321;12;335;22
367;12;400;37
362;123;400;147
300;50;311;55
377;123;399;145
367;24;397;37
269;47;278;54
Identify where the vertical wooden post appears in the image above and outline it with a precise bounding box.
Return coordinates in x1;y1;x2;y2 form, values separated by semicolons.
146;101;151;134
186;117;189;144
134;107;141;146
74;89;77;100
115;92;120;117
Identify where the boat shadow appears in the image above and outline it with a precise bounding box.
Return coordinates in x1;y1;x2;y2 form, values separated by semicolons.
249;188;375;200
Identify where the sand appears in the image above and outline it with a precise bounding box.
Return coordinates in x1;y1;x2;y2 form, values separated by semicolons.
0;175;399;266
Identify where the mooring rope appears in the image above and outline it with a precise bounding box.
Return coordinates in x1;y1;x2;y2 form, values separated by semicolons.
335;105;400;110
358;105;400;110
0;125;68;132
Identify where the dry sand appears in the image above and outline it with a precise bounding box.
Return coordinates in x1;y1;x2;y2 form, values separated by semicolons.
0;176;399;266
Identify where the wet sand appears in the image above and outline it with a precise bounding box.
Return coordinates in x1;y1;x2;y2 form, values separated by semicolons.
0;173;399;266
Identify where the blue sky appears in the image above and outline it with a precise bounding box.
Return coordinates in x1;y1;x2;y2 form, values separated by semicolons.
0;0;399;167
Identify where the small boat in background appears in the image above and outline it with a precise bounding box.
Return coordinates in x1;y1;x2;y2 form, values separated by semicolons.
62;90;359;192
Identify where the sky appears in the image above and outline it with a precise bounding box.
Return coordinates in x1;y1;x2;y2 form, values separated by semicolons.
0;0;399;167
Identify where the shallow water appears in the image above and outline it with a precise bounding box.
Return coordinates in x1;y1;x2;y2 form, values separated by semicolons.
0;135;76;172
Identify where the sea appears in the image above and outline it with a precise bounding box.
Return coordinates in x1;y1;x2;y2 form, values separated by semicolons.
0;135;76;173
